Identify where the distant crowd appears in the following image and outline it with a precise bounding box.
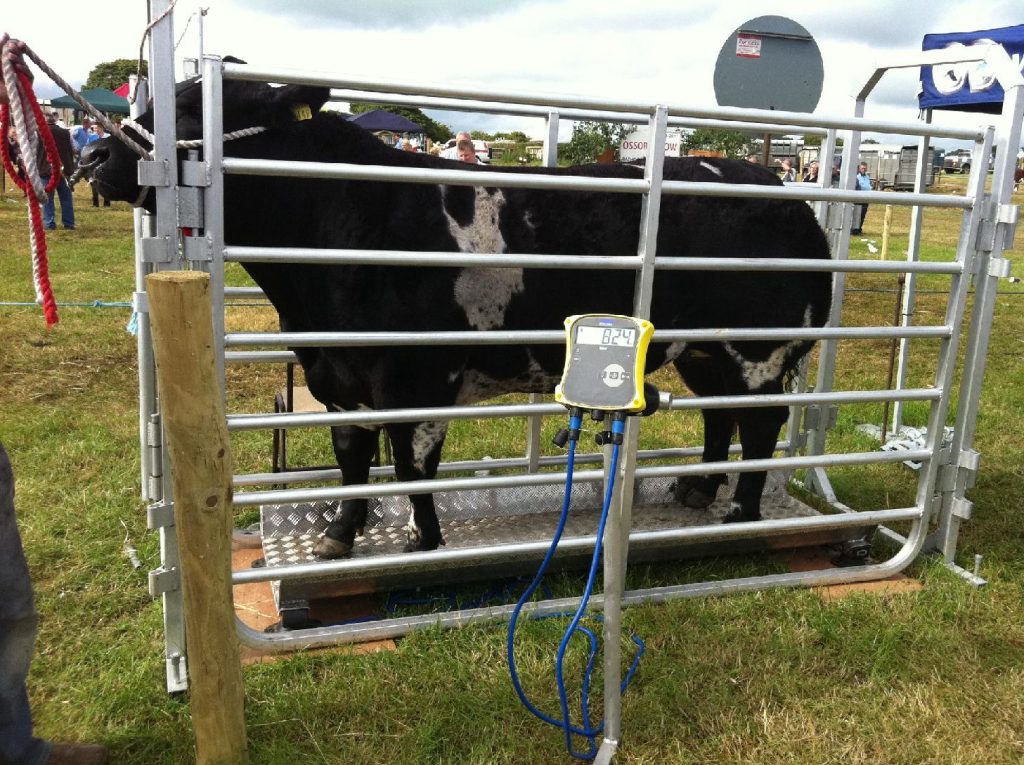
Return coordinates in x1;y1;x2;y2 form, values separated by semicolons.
5;111;114;231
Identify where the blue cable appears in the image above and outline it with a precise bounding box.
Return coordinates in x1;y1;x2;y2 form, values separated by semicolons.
507;414;645;760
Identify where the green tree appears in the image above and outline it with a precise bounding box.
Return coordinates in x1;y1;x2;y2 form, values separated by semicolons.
682;127;749;158
85;59;147;90
561;120;631;165
349;103;452;143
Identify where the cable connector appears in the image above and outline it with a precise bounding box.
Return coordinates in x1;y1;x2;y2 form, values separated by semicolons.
554;407;584;449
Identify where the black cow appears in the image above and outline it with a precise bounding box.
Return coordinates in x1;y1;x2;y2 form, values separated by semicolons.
81;76;832;558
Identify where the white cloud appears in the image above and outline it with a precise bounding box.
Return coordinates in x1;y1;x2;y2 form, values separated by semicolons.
4;0;1021;147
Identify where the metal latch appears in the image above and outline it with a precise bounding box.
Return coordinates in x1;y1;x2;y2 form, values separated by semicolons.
950;497;974;520
183;234;211;263
803;404;838;432
141;235;175;264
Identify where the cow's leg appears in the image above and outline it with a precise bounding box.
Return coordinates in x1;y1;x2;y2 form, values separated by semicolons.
673;407;734;508
671;352;733;508
723;382;788;523
313;424;380;558
385;420;448;552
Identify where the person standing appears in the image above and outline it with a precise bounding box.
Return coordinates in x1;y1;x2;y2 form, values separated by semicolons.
779;158;796;183
39;112;75;230
0;35;109;764
442;131;472;160
0;440;109;764
852;161;872;235
802;160;820;183
69;116;92;158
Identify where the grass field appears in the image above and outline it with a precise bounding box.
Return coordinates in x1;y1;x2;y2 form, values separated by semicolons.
2;173;1023;764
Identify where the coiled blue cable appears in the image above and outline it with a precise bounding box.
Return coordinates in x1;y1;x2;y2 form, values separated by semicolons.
507;414;645;760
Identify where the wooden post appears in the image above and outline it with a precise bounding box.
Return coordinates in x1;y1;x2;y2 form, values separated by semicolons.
146;271;249;765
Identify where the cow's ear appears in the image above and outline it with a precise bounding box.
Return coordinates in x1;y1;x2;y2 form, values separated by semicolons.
267;85;331;127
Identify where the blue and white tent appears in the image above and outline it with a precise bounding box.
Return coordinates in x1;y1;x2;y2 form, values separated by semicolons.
919;24;1024;113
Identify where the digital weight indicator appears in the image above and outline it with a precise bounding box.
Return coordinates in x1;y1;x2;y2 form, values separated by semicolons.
554;314;654;412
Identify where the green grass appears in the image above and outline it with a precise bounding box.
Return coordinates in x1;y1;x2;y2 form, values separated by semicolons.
2;176;1024;764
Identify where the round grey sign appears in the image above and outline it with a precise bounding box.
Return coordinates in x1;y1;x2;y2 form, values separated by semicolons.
713;15;824;112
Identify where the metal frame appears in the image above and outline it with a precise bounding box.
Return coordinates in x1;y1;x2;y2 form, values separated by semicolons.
137;16;1022;760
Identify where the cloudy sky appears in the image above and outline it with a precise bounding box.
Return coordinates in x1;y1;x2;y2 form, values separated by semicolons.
5;0;1022;147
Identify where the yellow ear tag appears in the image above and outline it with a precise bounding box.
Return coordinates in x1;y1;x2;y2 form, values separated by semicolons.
292;104;313;121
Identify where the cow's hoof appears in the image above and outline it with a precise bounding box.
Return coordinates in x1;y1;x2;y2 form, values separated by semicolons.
721;503;761;524
672;477;717;509
313;536;353;558
403;528;444;553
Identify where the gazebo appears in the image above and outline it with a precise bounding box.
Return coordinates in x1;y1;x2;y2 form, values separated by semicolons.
349;109;426;147
49;87;130;115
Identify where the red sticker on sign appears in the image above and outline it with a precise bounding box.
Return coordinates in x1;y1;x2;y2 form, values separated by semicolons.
736;34;762;58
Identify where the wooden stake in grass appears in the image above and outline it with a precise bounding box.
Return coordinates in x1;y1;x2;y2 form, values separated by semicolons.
146;271;249;765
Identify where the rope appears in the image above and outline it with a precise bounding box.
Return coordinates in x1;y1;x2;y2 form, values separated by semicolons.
1;43;62;327
120;117;268;151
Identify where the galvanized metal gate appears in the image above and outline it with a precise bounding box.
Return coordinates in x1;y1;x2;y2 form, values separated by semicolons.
134;8;1021;758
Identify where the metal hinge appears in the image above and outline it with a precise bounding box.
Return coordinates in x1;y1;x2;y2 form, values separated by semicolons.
141;235;175;264
132;291;149;315
183;234;211;263
137;158;170;187
148;566;180;597
997;203;1019;252
951;497;974;520
803;404;838;432
957;448;981;489
181;158;210;187
147;502;175;530
146;414;163;502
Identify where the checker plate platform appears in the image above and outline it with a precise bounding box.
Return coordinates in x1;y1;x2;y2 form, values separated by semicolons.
258;473;864;607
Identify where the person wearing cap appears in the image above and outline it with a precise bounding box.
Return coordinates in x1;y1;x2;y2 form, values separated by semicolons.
38;111;76;229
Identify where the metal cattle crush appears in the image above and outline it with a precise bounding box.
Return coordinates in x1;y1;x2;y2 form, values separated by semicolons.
134;9;1021;758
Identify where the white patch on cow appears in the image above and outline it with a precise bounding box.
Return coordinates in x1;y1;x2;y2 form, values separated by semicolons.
455;352;560;405
664;341;688;362
723;305;815;391
700;161;724;177
443;187;523;330
444;186;508;254
405;507;420;546
454;267;524;330
523;209;536;232
411;420;448;473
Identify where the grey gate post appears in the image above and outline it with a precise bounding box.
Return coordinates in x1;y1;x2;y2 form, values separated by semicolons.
523;109;563;473
596;105;669;765
933;52;1024;571
137;0;189;693
890;110;933;434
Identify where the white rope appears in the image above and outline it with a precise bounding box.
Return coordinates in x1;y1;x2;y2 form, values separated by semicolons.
120;117;268;154
2;46;46;201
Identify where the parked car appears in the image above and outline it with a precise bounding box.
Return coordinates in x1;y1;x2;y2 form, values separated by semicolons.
943;148;973;174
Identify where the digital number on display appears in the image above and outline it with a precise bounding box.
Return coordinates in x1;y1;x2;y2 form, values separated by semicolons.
575;325;637;347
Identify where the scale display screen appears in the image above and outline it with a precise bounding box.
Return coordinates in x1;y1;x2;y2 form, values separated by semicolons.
574;325;637;348
555;314;654;412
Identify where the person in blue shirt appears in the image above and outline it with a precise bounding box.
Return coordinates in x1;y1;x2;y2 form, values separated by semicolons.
852;162;872;235
69;117;92;157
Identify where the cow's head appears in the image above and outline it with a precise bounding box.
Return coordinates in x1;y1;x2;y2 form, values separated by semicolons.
79;58;329;213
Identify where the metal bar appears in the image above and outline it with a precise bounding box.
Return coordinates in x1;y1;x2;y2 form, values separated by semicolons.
146;0;187;696
891;109;932;432
937;81;1024;562
330;88;832;137
232;507;922;586
224;325;952;349
232;448;931;508
221;157;973;210
227;388;942;432
222;246;963;274
201;56;227;388
223;61;984;141
231;440;793;487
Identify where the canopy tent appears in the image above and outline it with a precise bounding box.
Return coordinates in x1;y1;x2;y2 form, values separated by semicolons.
918;24;1024;113
349;109;425;134
48;87;130;115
